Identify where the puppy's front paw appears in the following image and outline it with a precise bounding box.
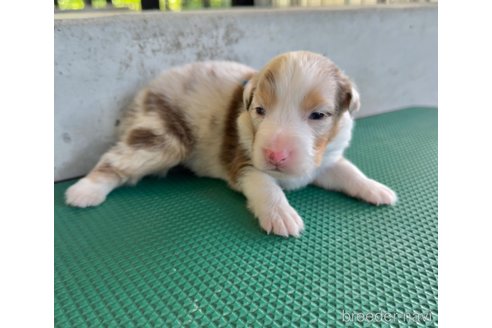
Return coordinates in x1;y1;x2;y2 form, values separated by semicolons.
257;202;305;237
358;179;397;206
65;178;108;208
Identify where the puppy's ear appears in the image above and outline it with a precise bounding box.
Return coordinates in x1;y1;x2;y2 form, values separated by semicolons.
337;74;360;114
242;76;257;111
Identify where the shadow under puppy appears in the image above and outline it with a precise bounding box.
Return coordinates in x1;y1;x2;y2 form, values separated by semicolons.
66;51;397;237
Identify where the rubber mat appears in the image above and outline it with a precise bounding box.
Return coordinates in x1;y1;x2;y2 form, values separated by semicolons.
55;107;438;327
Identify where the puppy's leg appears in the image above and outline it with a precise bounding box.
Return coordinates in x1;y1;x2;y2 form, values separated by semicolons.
314;157;397;205
65;137;186;208
239;168;304;237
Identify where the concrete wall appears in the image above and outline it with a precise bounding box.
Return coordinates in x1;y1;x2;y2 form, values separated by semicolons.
55;5;437;181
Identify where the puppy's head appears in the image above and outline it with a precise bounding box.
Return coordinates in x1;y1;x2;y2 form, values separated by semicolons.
241;51;360;178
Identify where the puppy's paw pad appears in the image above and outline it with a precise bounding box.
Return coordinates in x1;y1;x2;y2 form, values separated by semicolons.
259;203;305;237
65;179;107;208
359;179;397;206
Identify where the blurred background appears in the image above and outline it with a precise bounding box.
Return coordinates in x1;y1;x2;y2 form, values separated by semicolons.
55;0;437;12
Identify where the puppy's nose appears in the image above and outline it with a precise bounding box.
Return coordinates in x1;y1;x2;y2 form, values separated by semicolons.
264;149;290;165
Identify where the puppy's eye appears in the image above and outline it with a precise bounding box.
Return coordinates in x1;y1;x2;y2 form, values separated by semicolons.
309;112;331;120
255;107;266;116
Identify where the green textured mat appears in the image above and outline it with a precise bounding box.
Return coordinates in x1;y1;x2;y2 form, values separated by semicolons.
55;107;438;327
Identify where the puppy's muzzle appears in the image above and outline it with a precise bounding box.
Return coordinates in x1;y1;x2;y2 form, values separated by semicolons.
264;148;290;167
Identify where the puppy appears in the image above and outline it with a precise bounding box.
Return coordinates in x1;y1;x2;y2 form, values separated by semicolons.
65;51;397;237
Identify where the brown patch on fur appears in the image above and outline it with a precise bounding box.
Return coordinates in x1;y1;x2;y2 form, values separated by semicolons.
88;162;124;183
245;86;256;111
127;128;165;148
220;83;253;185
336;74;353;113
314;119;342;166
94;162;114;175
255;74;277;110
301;88;328;115
144;91;195;152
254;56;285;110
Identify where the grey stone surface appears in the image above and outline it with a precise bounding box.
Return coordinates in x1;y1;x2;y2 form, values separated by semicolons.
55;5;437;181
